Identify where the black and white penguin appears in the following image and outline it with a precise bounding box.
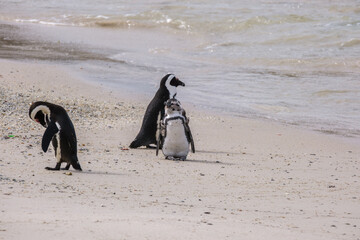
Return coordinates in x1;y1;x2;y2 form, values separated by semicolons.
156;98;195;160
29;101;82;171
129;74;185;148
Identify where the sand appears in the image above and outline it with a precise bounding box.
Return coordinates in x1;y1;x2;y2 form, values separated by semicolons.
0;59;359;240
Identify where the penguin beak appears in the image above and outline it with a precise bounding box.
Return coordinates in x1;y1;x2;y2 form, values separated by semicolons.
171;77;185;87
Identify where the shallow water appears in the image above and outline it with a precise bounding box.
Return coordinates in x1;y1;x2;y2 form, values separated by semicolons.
0;0;359;137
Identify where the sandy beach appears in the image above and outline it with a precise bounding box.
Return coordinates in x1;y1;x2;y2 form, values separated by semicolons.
0;59;359;240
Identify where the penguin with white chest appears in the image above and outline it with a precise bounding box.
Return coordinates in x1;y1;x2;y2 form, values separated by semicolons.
130;74;185;148
156;98;195;160
29;101;82;171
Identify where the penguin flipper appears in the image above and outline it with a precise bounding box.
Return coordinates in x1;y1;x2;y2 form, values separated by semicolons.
42;121;59;152
156;142;159;156
184;121;195;153
156;132;160;155
156;131;164;155
156;111;163;156
190;136;195;153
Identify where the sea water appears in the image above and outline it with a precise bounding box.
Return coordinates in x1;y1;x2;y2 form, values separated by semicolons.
0;0;359;137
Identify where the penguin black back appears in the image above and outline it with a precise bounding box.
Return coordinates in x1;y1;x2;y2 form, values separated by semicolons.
29;101;82;171
130;74;185;148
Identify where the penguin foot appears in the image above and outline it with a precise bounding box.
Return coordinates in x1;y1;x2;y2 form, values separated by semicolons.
45;162;61;171
165;156;187;161
45;167;60;171
61;163;71;170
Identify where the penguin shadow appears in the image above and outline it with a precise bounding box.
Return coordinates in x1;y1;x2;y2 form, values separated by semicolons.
180;149;244;165
196;150;245;156
77;170;125;176
184;159;235;166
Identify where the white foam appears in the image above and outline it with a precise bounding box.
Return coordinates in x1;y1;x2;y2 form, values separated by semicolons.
15;18;68;26
15;19;39;23
95;15;109;19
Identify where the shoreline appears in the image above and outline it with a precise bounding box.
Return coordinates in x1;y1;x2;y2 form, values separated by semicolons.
1;59;359;239
1;18;359;139
72;60;360;142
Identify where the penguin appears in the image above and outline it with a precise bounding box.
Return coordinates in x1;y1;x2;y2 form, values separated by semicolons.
29;101;82;171
156;98;195;160
130;74;185;148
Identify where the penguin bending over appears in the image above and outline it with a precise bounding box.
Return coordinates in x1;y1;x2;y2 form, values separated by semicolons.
156;98;195;160
130;74;185;148
29;101;82;171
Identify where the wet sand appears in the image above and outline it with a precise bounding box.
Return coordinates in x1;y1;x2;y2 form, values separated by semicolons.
0;59;359;239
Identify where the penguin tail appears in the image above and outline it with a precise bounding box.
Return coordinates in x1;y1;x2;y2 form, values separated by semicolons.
129;139;141;149
71;156;82;171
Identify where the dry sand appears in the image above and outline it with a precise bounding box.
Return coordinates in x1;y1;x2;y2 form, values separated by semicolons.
0;59;359;240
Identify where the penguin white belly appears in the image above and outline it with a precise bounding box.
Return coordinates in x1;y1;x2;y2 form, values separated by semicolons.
162;119;189;158
55;132;61;162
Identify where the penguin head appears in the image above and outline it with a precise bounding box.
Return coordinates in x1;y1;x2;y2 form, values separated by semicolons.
164;98;183;115
165;98;182;108
160;74;185;98
29;101;51;128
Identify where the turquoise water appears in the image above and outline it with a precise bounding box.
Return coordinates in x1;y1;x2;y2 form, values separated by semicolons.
0;0;359;137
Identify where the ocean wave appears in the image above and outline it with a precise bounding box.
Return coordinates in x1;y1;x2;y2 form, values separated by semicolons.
340;38;360;47
222;57;360;74
313;90;354;97
8;11;192;31
15;18;70;26
261;34;319;45
87;11;192;31
6;11;315;34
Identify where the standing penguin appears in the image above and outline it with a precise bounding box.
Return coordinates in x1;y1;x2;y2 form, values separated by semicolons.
129;74;185;148
156;98;195;160
29;101;82;171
